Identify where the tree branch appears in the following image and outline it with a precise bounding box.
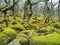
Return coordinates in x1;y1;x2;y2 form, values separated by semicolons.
31;0;41;5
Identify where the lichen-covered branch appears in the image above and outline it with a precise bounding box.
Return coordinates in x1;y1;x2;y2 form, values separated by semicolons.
0;0;18;27
31;0;41;5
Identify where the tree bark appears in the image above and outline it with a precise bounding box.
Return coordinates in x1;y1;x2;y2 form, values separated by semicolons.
58;0;60;21
4;12;8;27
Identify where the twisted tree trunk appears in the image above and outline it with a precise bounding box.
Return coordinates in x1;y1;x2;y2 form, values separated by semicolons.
24;0;41;29
4;11;8;27
58;0;60;21
0;0;18;27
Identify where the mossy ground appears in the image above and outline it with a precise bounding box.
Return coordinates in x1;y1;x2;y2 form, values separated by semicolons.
0;14;60;45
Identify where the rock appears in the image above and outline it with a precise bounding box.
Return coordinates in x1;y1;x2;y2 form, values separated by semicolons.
7;39;20;45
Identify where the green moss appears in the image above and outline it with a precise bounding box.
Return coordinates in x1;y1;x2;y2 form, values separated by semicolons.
0;33;6;45
16;33;28;45
0;28;17;45
0;27;4;32
39;27;47;33
36;25;56;35
18;33;30;45
0;23;6;28
47;25;57;33
21;30;37;36
18;30;37;45
31;32;60;45
19;37;28;45
17;34;27;39
21;30;30;35
11;24;25;31
0;21;3;24
3;28;17;36
16;18;23;23
53;22;60;29
12;21;17;25
56;29;60;34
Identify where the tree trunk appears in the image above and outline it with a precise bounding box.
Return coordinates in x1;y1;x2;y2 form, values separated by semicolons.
4;12;8;27
58;0;60;21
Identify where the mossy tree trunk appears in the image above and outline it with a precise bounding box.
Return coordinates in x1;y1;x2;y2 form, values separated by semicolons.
24;0;41;29
4;0;8;27
4;11;8;27
0;0;18;27
44;0;50;23
58;0;60;21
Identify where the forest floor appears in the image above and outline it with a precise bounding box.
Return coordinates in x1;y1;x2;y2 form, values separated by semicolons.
0;14;60;45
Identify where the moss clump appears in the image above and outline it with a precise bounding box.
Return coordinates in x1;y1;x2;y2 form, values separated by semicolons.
39;27;47;33
3;28;17;37
31;32;60;45
36;25;56;35
0;33;6;45
36;27;48;35
0;28;17;45
0;23;6;28
47;25;56;33
56;29;60;34
16;34;28;45
0;21;3;24
53;22;60;29
0;27;4;32
11;24;25;31
16;18;23;23
19;37;28;45
21;30;30;35
12;21;17;25
21;30;37;36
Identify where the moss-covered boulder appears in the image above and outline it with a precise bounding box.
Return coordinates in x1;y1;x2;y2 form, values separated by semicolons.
0;28;17;45
37;27;47;33
11;24;25;31
56;29;60;34
47;25;57;33
0;27;4;32
36;25;56;35
17;30;38;45
19;37;28;45
12;21;17;25
31;32;60;45
0;23;6;28
53;22;60;29
16;34;28;45
0;33;6;45
21;30;37;36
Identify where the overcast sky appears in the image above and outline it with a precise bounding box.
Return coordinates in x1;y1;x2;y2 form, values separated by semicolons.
49;0;58;3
